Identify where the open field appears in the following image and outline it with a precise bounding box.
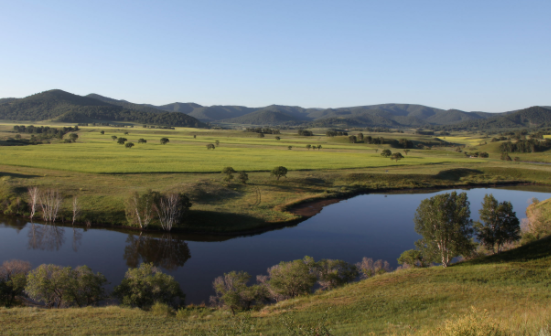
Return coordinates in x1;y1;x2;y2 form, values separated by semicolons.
2;234;551;335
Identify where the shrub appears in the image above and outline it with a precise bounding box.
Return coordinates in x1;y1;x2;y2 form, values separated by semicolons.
150;302;175;317
0;260;31;307
267;259;316;299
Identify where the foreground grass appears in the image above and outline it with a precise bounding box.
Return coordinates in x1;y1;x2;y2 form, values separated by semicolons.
2;236;551;335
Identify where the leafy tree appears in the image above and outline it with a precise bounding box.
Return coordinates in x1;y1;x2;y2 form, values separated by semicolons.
348;135;357;143
271;166;288;181
288;146;292;150
397;249;426;267
307;257;358;290
474;194;520;254
25;264;107;307
275;136;281;141
212;271;267;315
374;149;378;153
306;144;311;150
404;149;410;155
112;263;184;308
391;152;404;162
215;140;220;146
100;130;104;135
160;137;169;145
317;145;322;150
124;131;129;135
380;149;392;157
117;137;127;145
193;134;196;139
267;259;317;298
500;152;512;161
125;190;160;229
206;143;215;150
479;152;489;158
222;167;236;182
257;133;265;138
413;192;474;267
111;135;117;141
138;138;147;144
0;260;30;307
238;171;249;184
68;133;79;142
125;142;134;149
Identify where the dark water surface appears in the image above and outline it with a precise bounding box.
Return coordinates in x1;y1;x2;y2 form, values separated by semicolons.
1;185;550;304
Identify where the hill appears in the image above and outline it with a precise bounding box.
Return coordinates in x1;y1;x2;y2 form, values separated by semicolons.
436;106;551;131
86;94;167;114
0;90;205;127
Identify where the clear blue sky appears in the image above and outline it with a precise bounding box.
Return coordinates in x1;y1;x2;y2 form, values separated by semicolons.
1;0;549;112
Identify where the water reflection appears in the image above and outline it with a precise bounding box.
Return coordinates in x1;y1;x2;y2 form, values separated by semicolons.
123;233;191;270
27;223;66;251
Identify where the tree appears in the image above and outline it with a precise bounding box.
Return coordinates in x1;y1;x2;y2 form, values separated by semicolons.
112;263;185;308
100;130;104;135
404;149;410;155
117;137;127;145
306;144;311;150
155;193;192;231
193;135;196;139
125;142;134;149
257;133;265;138
215;140;220;146
348;135;357;143
124;131;129;135
222;167;236;182
275;136;281;141
355;258;391;278
0;260;31;307
238;171;249;184
397;249;426;268
390;152;404;162
68;133;79;142
374;149;378;153
474;194;520;254
307;258;358;290
212;271;267;315
500;152;512;161
138;138;147;144
25;264;107;307
317;145;322;150
111;135;117;141
267;259;317;298
288;146;292;150
206;143;215;150
160;137;169;145
380;149;392;157
413;192;474;267
125;190;160;229
271;166;288;181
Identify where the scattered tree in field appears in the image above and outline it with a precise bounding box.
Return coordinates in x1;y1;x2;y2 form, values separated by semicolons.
25;264;107;308
125;190;159;229
500;152;512;161
404;149;410;155
215;140;220;146
39;189;63;222
112;263;184;308
117;137;127;145
479;152;489;158
125;142;134;149
138;138;147;144
306;144;311;150
212;271;267;315
155;193;191;231
275;136;281;141
306;257;358;290
238;171;249;184
474;194;520;254
267;259;317;299
380;149;392;157
288;146;292;150
374;149;378;153
257;133;265;138
356;258;391;278
317;145;322;150
111;135;117;141
391;152;404;162
222;167;236;182
28;187;39;221
206;143;215;150
124;131;129;135
414;192;474;267
348;135;357;143
0;260;31;307
100;130;104;135
160;137;169;145
68;133;79;142
397;249;426;268
357;133;364;142
271;166;288;181
193;135;196;139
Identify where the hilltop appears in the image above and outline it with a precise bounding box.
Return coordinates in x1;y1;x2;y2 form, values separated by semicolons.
0;90;205;128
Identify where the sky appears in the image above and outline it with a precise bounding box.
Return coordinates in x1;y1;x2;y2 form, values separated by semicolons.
1;0;550;112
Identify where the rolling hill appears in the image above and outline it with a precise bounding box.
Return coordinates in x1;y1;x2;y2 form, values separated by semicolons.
0;90;205;127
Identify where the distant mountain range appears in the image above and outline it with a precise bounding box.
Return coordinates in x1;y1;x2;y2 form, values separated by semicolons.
0;90;549;129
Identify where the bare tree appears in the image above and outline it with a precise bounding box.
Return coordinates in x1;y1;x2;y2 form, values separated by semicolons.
356;257;392;278
156;193;180;231
126;191;157;229
0;260;31;280
72;196;80;225
28;187;39;221
39;189;63;222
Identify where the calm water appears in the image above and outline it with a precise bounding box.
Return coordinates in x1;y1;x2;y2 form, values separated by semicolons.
1;185;550;304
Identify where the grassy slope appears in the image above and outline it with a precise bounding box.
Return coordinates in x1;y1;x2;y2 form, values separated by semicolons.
2;236;551;335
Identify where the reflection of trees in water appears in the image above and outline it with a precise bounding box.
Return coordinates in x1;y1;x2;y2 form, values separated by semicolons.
72;227;82;252
123;233;191;270
27;223;67;251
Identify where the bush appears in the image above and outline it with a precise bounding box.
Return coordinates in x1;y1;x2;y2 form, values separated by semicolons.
0;260;30;307
150;302;175;317
112;263;185;309
267;259;317;299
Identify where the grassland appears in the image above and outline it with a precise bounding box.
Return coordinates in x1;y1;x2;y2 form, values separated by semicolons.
2;234;551;335
1;123;551;233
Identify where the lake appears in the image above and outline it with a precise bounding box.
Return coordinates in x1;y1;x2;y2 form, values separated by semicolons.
1;185;549;304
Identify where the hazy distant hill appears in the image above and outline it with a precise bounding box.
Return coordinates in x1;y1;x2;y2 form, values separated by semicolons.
436;106;551;130
0;90;204;127
86;94;166;114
